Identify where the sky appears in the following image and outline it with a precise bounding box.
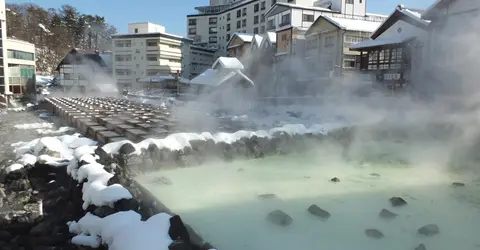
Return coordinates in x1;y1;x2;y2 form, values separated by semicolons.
7;0;435;37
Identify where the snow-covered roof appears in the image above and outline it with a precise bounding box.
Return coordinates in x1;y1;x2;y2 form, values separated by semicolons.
350;36;416;50
252;34;264;48
267;32;276;44
190;69;254;87
137;75;191;84
226;33;254;49
399;8;430;25
321;16;382;33
212;57;244;70
265;2;334;17
370;5;430;39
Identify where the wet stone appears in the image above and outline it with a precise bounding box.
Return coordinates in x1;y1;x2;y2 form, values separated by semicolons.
365;229;384;239
379;209;397;219
266;209;293;226
389;197;407;207
415;244;427;250
257;193;277;200
307;205;331;219
330;177;340;183
452;182;466;187
418;224;439;236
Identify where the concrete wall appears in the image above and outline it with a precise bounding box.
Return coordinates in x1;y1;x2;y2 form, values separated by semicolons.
5;39;36;66
128;22;166;34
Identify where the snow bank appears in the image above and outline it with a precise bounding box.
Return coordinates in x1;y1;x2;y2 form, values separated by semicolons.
102;123;349;155
14;122;54;130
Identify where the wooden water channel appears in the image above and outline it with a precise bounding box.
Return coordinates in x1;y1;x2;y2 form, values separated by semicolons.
44;97;177;144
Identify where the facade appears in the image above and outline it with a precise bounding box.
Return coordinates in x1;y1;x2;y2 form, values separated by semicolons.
112;23;186;90
422;0;480;95
55;48;109;92
304;15;382;76
0;0;8;95
5;39;36;95
350;5;429;90
226;33;254;57
181;40;218;79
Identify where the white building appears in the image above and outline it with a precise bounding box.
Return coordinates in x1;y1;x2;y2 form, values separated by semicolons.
6;39;36;95
112;23;186;90
181;40;218;79
0;0;7;95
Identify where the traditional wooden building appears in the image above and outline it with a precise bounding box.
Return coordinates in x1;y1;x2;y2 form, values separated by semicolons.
350;5;430;91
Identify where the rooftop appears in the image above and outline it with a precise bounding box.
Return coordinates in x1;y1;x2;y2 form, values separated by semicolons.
322;16;382;33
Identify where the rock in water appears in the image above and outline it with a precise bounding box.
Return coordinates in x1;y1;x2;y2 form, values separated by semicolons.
389;197;407;207
365;229;384;239
257;193;277;200
118;143;136;155
307;205;331;219
379;209;398;219
452;182;466;187
415;244;427;250
330;177;340;183
266;209;293;226
418;224;439;236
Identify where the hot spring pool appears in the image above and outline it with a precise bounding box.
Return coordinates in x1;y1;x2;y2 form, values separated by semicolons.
135;150;480;250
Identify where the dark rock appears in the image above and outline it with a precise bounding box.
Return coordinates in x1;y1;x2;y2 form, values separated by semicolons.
266;209;293;226
8;179;31;192
307;205;331;219
257;193;277;200
365;229;384;239
93;206;117;218
0;230;12;241
119;143;136;155
4;168;27;182
330;177;340;183
389;197;407;207
168;240;192;250
201;242;215;250
452;182;466;187
169;215;190;243
370;173;380;177
29;220;54;236
114;198;138;212
152;176;173;185
415;244;427;250
417;224;439;236
379;209;397;219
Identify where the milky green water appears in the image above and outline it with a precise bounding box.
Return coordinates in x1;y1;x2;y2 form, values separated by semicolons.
136;150;480;250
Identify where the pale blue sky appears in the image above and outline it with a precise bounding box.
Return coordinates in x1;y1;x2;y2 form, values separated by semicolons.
7;0;434;36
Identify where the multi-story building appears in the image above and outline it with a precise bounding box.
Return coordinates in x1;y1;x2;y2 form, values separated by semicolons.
181;40;218;79
112;23;186;90
6;39;36;95
0;0;8;95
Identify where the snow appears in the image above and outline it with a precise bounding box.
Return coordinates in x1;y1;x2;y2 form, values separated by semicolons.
350;36;416;50
37;126;75;135
400;8;431;25
267;32;276;44
233;33;254;43
5;163;24;173
190;68;253;87
212;57;244;70
322;16;382;33
252;34;264;47
101;123;347;155
14;122;54;130
38;24;53;35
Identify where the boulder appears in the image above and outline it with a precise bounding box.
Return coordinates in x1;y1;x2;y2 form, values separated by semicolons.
365;229;384;239
417;224;439;236
330;177;340;183
118;143;136;155
266;209;293;226
415;244;427;250
379;209;397;219
93;206;117;218
307;205;331;219
29;220;54;236
389;197;407;207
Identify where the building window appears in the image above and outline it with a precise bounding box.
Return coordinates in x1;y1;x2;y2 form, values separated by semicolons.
146;40;158;47
254;27;259;34
302;14;314;22
134;28;138;33
242;8;247;16
260;26;265;33
227;23;231;31
114;40;132;48
209;27;218;34
226;34;231;41
237;20;241;29
261;1;266;10
209;36;217;43
227;13;231;21
343;55;356;68
7;50;34;61
189;28;196;35
281;14;291;26
115;69;132;75
324;36;335;47
237;10;241;17
254;4;259;12
346;0;353;4
261;14;266;23
242;19;246;27
147;55;158;61
267;19;275;30
254;15;259;24
209;17;217;25
344;35;368;48
115;55;132;61
189;19;197;25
